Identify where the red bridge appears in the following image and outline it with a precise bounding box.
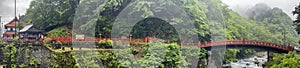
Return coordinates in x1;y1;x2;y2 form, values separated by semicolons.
181;39;293;52
51;35;293;52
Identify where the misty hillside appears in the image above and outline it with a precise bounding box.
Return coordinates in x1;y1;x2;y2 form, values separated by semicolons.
207;2;299;46
246;3;272;20
246;3;299;43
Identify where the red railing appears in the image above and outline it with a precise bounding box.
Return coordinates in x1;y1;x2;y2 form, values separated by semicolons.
51;35;293;52
51;35;156;44
195;40;292;52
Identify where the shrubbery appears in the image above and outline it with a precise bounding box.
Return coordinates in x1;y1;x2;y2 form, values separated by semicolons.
266;51;300;68
98;39;113;48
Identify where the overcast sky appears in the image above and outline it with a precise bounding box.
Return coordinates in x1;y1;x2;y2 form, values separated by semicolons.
0;0;32;23
0;0;300;23
222;0;300;20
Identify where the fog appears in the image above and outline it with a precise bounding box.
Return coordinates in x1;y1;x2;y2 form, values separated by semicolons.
1;0;300;23
222;0;300;19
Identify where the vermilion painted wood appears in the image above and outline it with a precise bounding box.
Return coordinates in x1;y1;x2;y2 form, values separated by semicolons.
51;35;293;52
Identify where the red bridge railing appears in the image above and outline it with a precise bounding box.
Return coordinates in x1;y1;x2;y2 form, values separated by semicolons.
50;35;293;52
195;40;292;52
51;35;155;44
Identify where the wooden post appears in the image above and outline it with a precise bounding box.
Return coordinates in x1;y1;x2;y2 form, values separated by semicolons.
242;38;246;44
130;34;132;43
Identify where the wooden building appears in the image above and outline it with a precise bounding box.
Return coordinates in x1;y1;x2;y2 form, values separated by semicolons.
2;17;19;41
19;24;44;43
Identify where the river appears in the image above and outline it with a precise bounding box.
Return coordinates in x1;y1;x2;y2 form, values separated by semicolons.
225;51;268;68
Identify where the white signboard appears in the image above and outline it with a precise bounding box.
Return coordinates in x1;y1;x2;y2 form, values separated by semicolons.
76;35;85;40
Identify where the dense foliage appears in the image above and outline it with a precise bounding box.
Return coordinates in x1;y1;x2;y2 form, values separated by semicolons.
116;43;207;68
266;51;300;68
93;0;210;42
71;42;207;68
22;0;211;42
131;17;179;42
24;0;79;31
263;3;300;68
22;0;299;45
47;26;69;37
4;0;300;68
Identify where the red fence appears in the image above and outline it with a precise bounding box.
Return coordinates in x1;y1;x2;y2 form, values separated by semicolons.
51;36;293;52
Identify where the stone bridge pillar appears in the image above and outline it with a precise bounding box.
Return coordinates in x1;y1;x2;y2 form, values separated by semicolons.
267;51;272;61
206;51;212;68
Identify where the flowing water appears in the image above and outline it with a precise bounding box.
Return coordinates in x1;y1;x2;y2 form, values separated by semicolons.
225;52;268;68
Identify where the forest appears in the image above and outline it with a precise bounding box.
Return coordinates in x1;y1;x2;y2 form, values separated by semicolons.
21;0;299;45
1;0;300;68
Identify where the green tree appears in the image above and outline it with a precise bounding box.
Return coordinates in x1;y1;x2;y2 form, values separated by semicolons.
74;0;211;42
139;42;167;68
181;46;207;67
24;0;79;31
293;3;300;34
97;51;119;68
266;51;300;68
